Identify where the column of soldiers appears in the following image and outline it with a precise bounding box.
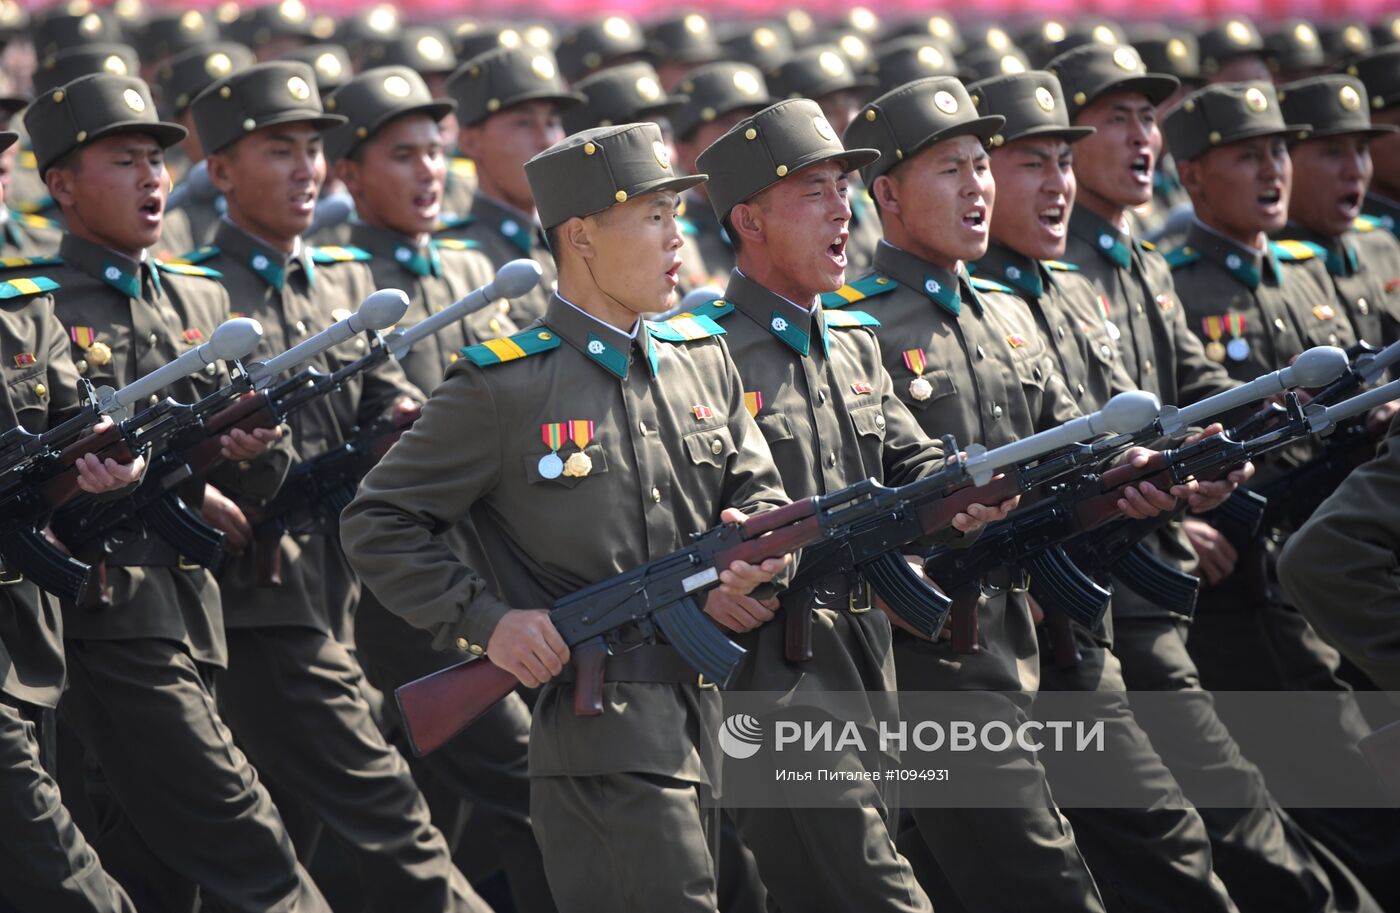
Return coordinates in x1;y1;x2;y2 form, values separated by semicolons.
1;4;1399;912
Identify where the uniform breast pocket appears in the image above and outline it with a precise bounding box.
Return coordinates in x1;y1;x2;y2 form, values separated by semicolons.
523;442;610;488
683;424;737;469
905;369;957;409
1011;350;1050;392
849;404;888;441
5;367;50;427
753;412;795;447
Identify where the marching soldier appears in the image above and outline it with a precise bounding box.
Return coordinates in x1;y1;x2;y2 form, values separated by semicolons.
0;122;141;913
1275;75;1400;350
1352;48;1400;235
1197;18;1273;84
184;61;488;912
437;47;584;324
343;120;796;912
17;71;329;913
0;96;61;256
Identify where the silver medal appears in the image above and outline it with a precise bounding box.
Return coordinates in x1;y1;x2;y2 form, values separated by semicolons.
538;451;564;479
1226;338;1250;361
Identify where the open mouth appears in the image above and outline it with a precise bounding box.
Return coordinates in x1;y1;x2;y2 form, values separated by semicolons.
1039;205;1066;231
138;197;162;220
412;191;439;209
1129;152;1153;181
1338;191;1362;217
963;207;986;231
291;190;316;213
664;260;681;285
828;233;848;267
1257;187;1282;207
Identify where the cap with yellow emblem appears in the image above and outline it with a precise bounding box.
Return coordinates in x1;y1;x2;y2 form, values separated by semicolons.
644;12;721;65
526;121;705;229
364;27;458;77
1347;46;1400;112
1046;42;1180;120
958;46;1032;83
224;0;316;50
333;4;400;61
967;71;1095;146
670;62;775;141
767;43;878;101
136;9;218;62
717;22;795;72
190;60;345;156
1197;18;1272;76
1263;20;1326;75
0;0;28;43
697;98;879;223
872;37;957;94
452;23;556;64
1277;75;1398;140
842;77;1002;185
155;42;255;115
1317;22;1373;65
555;15;647;83
33;43;141;95
23;73;186;176
32;6;120;58
563;62;685;135
281;44;355;93
447;48;583;128
1132;29;1202;85
1162;81;1309;162
324;66;456;162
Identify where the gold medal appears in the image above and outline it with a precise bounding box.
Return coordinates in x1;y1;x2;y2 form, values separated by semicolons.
1204;340;1226;362
563;451;593;478
909;376;933;401
87;341;113;367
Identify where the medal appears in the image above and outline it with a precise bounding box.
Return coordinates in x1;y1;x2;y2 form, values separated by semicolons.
563;451;593;478
1223;313;1248;362
1098;296;1121;341
1227;338;1250;361
909;376;933;401
87;341;113;367
538;452;564;479
902;349;932;402
1205;340;1227;362
560;419;595;478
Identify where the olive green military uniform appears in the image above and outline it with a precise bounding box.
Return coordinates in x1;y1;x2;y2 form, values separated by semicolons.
18;73;330;913
435;196;557;326
323;68;555;913
691;100;934;913
0;261;136;913
0;209;63;258
345;122;795;913
1164;82;1400;912
1130;32;1200;247
185;62;485;913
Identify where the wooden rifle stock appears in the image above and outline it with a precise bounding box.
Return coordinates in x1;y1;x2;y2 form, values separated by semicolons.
396;658;518;756
38;426;135;509
185;393;280;476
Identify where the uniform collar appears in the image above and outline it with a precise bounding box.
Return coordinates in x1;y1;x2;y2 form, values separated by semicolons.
1185;220;1279;290
349;222;441;278
59;232;161;299
1069;206;1134;269
471;194;545;257
1277;222;1356;277
1364;192;1399;236
725;268;829;358
543;293;657;380
974;242;1045;299
215;218;312;291
873;241;980;317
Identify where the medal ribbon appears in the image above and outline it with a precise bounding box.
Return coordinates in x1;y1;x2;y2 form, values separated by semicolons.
541;422;566;451
69;326;95;349
1099;296;1111;319
744;391;763;418
1225;314;1245;339
902;349;927;376
569;420;594;449
1201;316;1224;343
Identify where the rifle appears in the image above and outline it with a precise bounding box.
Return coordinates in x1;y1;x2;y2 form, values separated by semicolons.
393;391;1163;756
48;290;411;580
930;368;1400;635
243;259;543;585
0;319;265;601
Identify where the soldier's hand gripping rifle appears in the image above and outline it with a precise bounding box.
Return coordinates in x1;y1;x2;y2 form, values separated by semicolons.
48;291;410;579
0;319;265;601
246;260;543;585
392;391;1161;756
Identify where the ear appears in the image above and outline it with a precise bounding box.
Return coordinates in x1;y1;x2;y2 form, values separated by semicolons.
334;157;360;196
206;151;236;194
559;216;595;261
457;124;481;160
1175;157;1202;197
728;200;765;247
871;173;901;217
45;165;75;209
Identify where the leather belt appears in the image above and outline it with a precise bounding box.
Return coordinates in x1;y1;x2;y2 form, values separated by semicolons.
809;571;874;613
558;644;709;687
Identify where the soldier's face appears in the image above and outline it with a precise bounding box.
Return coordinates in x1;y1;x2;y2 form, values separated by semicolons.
344;114;446;236
211;123;326;245
816;88;866;135
1181;135;1291;241
1071;91;1159;211
459;100;563;212
732;161;852;299
1286;133;1373;237
875;134;993;270
48;133;168;258
989;136;1075;260
584;190;686;313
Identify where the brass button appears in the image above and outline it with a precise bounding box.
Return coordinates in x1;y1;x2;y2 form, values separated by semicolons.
1076;383;1086;396
1057;326;1066;339
991;404;1004;420
455;636;470;652
295;320;307;334
1328;334;1338;345
651;487;662;502
638;420;648;434
826;452;837;468
874;413;886;430
469;644;485;655
149;394;160;405
147;332;159;346
1135;303;1144;315
710;438;723;455
817;389;827;404
1274;318;1286;332
76;359;88;373
1100;344;1112;358
34;383;47;397
1357;297;1369;315
1143;359;1152;371
975;345;985;359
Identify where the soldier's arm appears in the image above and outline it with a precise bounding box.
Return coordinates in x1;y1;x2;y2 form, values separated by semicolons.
341;363;511;652
40;295;85;426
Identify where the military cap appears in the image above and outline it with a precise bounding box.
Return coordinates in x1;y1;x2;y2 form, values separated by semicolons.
698;98;878;223
281;44;353;92
0;95;27;116
156;42;255;114
225;0;316;49
892;15;963;54
873;37;957;94
33;7;120;57
1347;47;1400;111
671;62;774;140
1318;23;1373;63
1025;21;1125;70
452;22;555;62
717;23;795;72
526;121;704;229
1278;75;1397;139
323;66;454;163
191;60;344;155
959;47;1032;82
843;77;1002;184
1198;18;1272;75
782;10;820;48
34;44;141;95
1373;16;1400;49
1132;30;1201;83
1264;20;1326;74
136;10;219;61
563;62;685;135
1163;81;1308;162
841;7;883;40
0;130;17;153
1047;43;1179;119
447;48;583;128
334;4;400;58
0;0;28;43
767;44;877;101
556;16;647;83
364;28;458;76
24;73;185;175
968;71;1095;146
643;13;721;65
965;25;1020;56
829;33;877;77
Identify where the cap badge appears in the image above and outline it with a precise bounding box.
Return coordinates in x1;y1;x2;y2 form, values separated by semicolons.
1168;38;1187;59
818;51;847;78
653;140;671;170
316;52;342;78
417;35;445;61
1226;21;1251;45
733;69;760;96
1244;86;1268;112
287;75;312;101
918;45;945;68
205;52;232;77
1295;23;1316;44
1001;55;1026;74
180;10;204;30
531;55;556;81
122;88;145;112
105;55;129;75
933;90;959;115
685;14;706;34
635;75;661;101
279;0;306;23
753;28;777;49
1112;46;1139;71
603;16;632;40
812;115;835;140
383;74;412;98
1339;85;1361;111
1035;86;1055;112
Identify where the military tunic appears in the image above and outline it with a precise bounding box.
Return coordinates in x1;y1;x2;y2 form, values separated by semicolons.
0;208;62;257
1363;191;1400;237
343;293;792;912
1273;221;1400;351
705;270;939;913
435;195;556;325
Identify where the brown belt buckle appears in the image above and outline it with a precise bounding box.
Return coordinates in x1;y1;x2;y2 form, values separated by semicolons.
848;578;873;613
